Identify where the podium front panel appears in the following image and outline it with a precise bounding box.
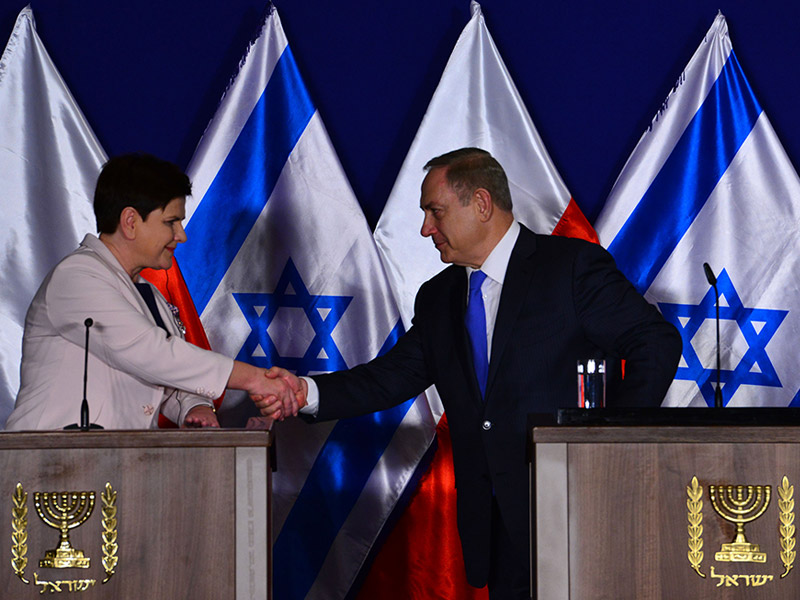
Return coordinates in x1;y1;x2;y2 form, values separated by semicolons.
532;426;800;600
0;430;271;600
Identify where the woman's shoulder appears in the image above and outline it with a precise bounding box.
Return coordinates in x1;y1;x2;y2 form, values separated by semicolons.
46;242;129;299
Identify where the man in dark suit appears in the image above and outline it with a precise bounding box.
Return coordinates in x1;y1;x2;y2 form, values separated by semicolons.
261;148;682;599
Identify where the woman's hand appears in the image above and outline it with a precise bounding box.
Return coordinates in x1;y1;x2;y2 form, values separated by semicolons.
182;404;220;428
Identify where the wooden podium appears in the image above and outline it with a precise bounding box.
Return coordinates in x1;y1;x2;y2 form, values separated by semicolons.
0;430;272;599
530;418;800;599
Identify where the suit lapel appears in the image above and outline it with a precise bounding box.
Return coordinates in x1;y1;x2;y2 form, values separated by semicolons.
486;227;538;398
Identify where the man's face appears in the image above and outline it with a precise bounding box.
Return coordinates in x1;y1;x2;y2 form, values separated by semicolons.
133;196;187;271
419;167;483;267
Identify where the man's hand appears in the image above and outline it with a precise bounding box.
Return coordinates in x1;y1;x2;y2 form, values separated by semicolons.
266;366;307;405
253;367;307;420
182;405;220;428
249;373;296;420
229;360;307;421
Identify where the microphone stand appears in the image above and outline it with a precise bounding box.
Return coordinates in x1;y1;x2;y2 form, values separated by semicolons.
65;318;104;430
703;263;723;408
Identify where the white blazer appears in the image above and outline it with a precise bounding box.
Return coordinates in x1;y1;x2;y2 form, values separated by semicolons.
5;234;233;430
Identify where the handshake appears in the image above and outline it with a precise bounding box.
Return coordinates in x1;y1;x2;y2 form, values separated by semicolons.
249;366;308;421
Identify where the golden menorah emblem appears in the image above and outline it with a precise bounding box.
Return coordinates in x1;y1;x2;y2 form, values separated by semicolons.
33;491;96;569
708;484;772;563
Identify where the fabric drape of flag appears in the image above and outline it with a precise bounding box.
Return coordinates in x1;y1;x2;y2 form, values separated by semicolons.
594;12;800;408
375;1;595;332
174;6;432;598
365;2;598;598
0;5;107;428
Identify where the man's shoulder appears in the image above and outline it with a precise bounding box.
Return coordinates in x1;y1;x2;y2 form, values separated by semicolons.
518;228;608;261
526;228;595;249
421;263;463;289
412;265;463;313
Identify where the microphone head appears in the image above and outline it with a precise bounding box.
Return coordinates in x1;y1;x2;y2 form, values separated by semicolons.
84;318;93;328
703;263;717;286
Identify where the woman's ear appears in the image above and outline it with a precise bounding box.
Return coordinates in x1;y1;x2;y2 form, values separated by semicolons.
118;206;139;240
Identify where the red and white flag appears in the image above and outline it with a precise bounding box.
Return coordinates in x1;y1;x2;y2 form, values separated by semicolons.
0;6;106;427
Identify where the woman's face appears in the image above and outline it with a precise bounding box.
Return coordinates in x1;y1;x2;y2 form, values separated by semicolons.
133;196;187;272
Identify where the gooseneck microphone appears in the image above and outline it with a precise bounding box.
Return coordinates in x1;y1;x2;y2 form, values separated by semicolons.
80;318;93;429
703;263;723;409
65;318;104;430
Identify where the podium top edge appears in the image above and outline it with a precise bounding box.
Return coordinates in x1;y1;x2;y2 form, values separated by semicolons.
528;408;800;444
532;425;800;444
0;428;271;450
552;407;800;427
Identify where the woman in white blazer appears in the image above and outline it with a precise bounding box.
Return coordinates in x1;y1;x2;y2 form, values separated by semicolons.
5;154;299;430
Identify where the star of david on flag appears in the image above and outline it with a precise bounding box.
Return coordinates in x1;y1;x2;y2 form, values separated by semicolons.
659;270;788;405
595;12;800;408
234;259;352;375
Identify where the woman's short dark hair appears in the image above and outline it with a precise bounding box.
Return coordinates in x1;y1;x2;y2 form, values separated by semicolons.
423;147;513;212
94;153;192;234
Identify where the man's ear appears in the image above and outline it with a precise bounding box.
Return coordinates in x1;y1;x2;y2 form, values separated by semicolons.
118;206;139;240
473;188;493;222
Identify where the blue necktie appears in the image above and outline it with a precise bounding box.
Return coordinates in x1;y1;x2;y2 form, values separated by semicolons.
466;270;489;397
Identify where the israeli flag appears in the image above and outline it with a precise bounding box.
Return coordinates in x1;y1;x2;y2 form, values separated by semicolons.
595;13;800;407
176;6;432;598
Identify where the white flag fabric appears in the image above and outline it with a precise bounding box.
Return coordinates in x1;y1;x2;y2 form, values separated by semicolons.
595;13;800;408
373;0;595;421
176;6;431;598
0;6;106;427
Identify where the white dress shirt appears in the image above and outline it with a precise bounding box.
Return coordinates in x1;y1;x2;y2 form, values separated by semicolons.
465;220;520;361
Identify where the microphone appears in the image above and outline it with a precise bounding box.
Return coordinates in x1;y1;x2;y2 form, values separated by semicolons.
64;318;104;430
703;263;723;408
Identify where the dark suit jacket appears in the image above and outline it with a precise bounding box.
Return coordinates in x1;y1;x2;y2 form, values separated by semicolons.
312;226;682;586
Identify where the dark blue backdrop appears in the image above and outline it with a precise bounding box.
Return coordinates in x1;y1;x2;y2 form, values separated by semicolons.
2;0;799;227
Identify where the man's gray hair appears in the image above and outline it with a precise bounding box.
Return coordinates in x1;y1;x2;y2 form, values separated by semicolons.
424;147;513;212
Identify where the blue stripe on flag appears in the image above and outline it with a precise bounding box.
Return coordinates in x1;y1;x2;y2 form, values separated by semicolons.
176;46;315;314
609;51;761;293
274;320;413;600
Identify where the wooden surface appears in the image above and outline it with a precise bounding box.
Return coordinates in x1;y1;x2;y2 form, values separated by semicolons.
0;431;271;599
0;428;271;449
532;427;800;599
532;426;800;444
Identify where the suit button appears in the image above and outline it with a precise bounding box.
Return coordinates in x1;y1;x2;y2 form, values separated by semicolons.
482;420;492;431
